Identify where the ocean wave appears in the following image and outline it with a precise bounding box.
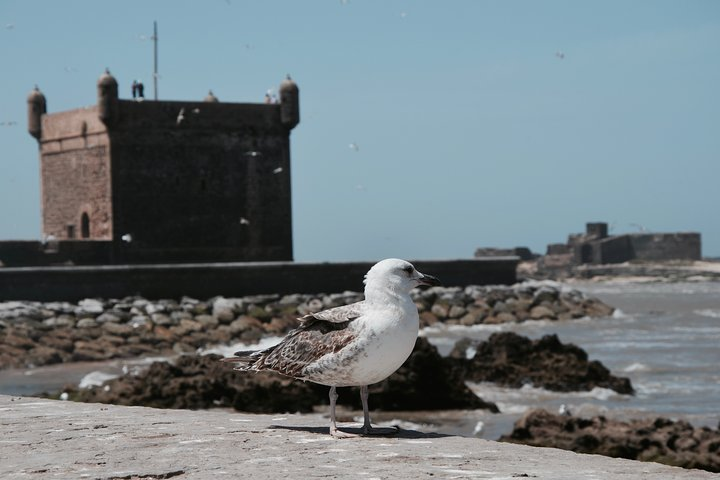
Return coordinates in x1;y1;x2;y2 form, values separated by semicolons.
622;362;650;372
694;309;720;319
421;318;558;337
467;382;628;403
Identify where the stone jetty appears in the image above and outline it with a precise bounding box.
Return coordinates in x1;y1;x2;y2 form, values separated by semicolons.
1;395;715;479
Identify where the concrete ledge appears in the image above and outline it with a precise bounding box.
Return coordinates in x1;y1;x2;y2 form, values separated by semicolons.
0;395;713;479
0;258;518;302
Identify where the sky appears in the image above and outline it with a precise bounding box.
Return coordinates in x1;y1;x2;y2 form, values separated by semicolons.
1;0;719;262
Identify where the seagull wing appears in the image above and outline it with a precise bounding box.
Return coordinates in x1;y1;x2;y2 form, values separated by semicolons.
299;301;365;324
222;317;358;379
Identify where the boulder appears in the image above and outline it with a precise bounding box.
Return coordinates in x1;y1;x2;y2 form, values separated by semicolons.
500;409;720;473
452;332;634;394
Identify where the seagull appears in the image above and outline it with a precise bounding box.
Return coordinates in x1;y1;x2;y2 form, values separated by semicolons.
239;217;250;226
221;258;440;438
176;108;185;125
349;142;359;152
555;51;565;60
273;167;283;174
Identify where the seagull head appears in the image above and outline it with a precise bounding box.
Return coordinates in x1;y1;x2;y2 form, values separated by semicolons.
364;258;441;296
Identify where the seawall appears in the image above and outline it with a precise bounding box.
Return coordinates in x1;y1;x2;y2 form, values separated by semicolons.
0;395;713;479
0;257;518;302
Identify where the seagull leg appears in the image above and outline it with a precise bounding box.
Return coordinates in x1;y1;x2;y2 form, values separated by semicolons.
360;385;399;436
360;385;372;433
329;386;353;438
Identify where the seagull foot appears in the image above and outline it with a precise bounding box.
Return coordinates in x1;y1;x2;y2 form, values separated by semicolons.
330;426;358;439
361;425;400;436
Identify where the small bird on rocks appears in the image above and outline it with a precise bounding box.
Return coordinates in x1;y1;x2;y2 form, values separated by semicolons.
221;258;440;438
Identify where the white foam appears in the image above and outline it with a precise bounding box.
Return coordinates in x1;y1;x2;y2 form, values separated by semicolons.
468;382;627;404
622;362;650;372
78;371;119;389
694;309;720;319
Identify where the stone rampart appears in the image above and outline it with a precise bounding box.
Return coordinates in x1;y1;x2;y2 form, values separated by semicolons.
0;258;518;302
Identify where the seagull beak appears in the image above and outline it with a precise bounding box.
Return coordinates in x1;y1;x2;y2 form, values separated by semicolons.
417;273;441;287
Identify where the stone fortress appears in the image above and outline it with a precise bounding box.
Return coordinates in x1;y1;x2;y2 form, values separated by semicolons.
0;72;518;300
2;70;299;266
547;222;701;265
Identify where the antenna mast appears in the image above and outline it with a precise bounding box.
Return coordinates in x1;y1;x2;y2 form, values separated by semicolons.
152;21;158;100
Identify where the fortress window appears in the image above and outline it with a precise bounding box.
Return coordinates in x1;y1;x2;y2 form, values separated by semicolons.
66;224;75;239
81;213;90;239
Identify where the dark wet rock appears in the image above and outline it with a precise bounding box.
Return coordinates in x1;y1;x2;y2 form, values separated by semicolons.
450;332;634;394
61;339;496;414
500;409;720;473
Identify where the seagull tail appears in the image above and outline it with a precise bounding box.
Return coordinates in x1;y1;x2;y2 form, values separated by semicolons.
219;350;261;370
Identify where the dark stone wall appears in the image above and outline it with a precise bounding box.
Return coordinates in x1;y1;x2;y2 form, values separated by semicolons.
107;100;293;262
0;258;518;302
0;241;116;267
583;233;701;264
628;233;701;261
590;236;634;264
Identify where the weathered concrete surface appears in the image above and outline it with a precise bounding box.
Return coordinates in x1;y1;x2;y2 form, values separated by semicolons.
0;395;714;479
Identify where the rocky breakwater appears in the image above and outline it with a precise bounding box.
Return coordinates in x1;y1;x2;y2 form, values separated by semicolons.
0;281;614;370
500;409;720;473
414;282;614;328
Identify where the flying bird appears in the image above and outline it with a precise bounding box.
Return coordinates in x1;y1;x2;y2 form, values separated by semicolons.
349;142;359;152
221;258;440;437
555;51;565;60
176;108;185;125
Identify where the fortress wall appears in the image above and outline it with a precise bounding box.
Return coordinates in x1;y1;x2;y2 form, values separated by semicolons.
629;233;701;261
0;258;518;302
106;101;292;259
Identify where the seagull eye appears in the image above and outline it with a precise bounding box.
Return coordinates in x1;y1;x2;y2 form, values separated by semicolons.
402;265;414;275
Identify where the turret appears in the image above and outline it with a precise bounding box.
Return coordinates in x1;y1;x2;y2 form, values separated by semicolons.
204;90;219;103
97;68;119;125
27;86;46;140
279;74;299;129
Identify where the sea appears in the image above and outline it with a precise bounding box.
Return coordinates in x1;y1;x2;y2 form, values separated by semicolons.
1;280;719;440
